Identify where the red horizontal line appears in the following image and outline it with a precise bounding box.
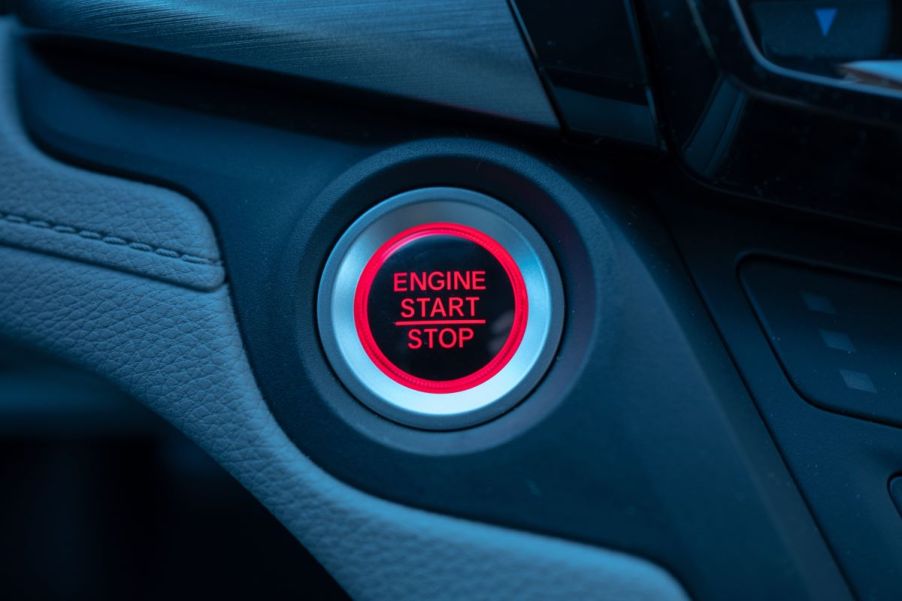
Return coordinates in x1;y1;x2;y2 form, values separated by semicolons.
393;319;486;326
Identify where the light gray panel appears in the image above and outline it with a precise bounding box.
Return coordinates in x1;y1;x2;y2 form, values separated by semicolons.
0;19;223;291
15;0;559;128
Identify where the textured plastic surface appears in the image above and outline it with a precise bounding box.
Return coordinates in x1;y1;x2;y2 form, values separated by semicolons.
0;18;689;601
15;0;558;129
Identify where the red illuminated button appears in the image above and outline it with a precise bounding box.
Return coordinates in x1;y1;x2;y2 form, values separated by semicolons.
354;223;528;393
318;188;565;429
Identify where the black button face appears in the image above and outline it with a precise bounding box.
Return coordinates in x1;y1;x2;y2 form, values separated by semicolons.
355;223;528;393
369;236;513;380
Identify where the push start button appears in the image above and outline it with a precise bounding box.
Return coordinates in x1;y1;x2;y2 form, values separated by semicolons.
318;188;563;430
356;223;528;393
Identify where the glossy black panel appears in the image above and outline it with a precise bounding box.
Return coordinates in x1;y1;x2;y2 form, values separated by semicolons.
641;0;902;229
511;0;658;145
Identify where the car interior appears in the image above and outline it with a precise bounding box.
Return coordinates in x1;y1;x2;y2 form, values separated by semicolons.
1;1;901;600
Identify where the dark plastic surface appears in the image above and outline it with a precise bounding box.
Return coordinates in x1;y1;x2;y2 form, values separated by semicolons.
891;476;902;518
510;0;658;145
15;34;849;601
660;186;902;601
743;259;902;428
640;0;902;229
747;1;890;69
687;0;902;119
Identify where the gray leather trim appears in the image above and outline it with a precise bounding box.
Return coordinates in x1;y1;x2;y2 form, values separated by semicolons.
0;245;688;601
15;0;559;129
0;23;224;291
0;18;687;601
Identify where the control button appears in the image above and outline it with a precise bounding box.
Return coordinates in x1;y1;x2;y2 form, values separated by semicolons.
355;223;528;393
317;188;564;430
746;1;890;70
741;259;902;427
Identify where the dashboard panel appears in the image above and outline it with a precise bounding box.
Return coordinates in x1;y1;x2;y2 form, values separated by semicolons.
2;1;902;599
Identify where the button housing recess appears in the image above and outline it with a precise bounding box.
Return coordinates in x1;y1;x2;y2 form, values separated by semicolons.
317;188;564;430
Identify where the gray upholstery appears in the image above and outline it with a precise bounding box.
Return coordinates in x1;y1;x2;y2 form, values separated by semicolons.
0;19;688;601
0;31;223;292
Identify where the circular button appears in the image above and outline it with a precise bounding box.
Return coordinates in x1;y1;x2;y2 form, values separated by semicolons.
317;188;564;430
355;223;528;393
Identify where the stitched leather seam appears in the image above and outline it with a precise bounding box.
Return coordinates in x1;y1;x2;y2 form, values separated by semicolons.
0;210;222;267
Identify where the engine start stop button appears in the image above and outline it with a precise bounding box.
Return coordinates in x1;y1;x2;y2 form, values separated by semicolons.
317;188;563;430
356;223;528;393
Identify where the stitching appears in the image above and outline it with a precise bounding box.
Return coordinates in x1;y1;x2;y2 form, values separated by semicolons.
0;210;222;267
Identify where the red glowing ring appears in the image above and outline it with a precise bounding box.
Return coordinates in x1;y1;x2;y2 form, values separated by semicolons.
354;222;529;394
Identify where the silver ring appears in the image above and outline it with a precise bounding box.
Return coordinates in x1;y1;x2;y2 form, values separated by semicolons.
317;188;564;430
